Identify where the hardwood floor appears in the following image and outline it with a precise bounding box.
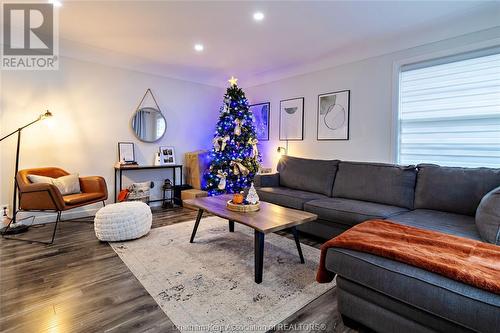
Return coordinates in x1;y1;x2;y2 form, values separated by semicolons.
0;207;355;333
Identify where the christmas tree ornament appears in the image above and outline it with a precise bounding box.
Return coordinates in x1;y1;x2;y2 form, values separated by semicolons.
248;138;259;158
221;135;230;151
216;170;227;190
246;183;259;205
234;119;243;136
230;160;240;175
230;160;250;176
212;136;222;151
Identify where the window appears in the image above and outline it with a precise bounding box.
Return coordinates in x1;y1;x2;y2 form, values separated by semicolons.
156;117;165;138
398;49;500;168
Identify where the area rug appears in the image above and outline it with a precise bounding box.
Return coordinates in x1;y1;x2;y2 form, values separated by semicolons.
110;216;334;333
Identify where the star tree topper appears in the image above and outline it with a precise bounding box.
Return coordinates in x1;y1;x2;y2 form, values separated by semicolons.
228;76;238;86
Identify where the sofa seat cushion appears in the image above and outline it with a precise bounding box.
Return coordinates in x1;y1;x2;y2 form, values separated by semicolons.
63;192;104;205
326;248;500;333
304;198;408;227
256;187;328;210
389;209;481;240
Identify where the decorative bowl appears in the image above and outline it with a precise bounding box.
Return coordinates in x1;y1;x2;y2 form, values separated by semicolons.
226;200;260;212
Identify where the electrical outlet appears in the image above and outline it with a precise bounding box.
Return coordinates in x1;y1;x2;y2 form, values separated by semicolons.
1;204;8;217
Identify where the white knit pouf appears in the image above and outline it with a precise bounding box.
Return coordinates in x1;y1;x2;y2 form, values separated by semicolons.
94;201;152;241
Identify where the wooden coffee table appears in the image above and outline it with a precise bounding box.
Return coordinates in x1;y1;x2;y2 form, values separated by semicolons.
183;194;317;284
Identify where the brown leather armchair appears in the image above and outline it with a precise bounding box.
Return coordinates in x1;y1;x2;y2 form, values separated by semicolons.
12;167;107;243
17;167;107;211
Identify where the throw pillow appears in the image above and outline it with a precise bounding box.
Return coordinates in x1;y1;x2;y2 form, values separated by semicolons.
475;186;500;245
27;173;81;196
53;174;81;195
27;174;54;185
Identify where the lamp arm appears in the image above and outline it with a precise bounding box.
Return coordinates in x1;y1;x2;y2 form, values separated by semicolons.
0;118;41;142
0;128;20;142
0;115;43;222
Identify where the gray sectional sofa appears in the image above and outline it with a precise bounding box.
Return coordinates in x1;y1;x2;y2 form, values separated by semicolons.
254;155;500;333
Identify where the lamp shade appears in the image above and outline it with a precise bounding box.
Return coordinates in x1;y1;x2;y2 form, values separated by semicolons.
40;110;53;120
277;146;286;155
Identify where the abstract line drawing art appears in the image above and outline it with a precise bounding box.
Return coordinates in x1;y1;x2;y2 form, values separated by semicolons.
249;102;270;141
317;90;350;140
280;97;304;141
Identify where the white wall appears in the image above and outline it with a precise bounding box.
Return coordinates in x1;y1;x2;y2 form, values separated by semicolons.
246;27;500;170
0;56;222;217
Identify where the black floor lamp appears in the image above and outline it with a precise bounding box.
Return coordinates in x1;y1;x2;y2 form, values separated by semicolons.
0;110;53;235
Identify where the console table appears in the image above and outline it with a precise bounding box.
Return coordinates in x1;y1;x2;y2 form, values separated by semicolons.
113;164;183;204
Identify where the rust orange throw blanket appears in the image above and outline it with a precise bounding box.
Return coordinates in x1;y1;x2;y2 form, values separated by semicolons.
317;220;500;294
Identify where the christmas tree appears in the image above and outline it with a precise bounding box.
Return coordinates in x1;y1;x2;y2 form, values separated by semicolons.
205;77;261;196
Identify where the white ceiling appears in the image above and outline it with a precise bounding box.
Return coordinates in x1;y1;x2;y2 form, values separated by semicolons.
58;1;500;87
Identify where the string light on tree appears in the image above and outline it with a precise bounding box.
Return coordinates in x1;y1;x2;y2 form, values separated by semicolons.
204;77;261;195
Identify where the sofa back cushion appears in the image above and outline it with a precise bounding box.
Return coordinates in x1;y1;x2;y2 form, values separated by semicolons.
415;164;500;216
332;161;417;209
277;156;339;196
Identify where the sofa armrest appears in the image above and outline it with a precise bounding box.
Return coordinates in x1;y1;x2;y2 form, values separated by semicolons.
254;173;280;188
80;176;108;199
18;183;65;211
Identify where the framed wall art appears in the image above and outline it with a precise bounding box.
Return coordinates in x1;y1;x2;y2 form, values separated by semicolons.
317;90;350;140
159;146;176;165
249;102;270;141
118;142;135;163
279;97;304;141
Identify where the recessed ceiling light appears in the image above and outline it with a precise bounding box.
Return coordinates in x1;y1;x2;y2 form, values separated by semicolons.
194;44;204;52
253;12;264;21
48;0;62;7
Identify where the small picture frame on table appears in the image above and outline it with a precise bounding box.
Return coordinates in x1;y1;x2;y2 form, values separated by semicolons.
118;142;135;163
159;146;176;165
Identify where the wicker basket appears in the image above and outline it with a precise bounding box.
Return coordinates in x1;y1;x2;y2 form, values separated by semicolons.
226;200;260;212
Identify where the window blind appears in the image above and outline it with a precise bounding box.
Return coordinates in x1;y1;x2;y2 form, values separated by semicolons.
398;49;500;168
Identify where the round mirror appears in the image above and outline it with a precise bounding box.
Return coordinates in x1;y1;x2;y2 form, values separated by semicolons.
131;107;167;142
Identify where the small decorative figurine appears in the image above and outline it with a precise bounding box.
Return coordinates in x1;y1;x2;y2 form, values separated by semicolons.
246;183;259;205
